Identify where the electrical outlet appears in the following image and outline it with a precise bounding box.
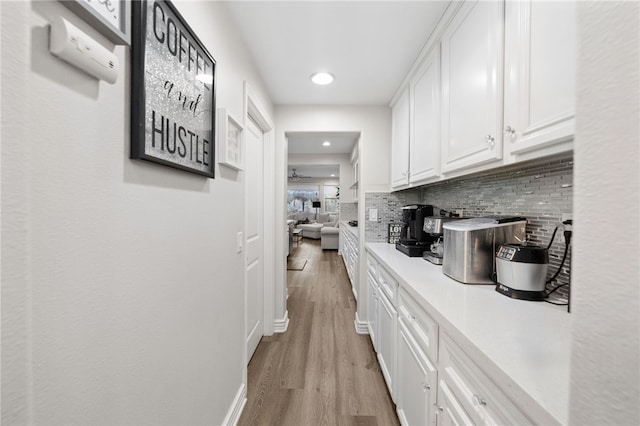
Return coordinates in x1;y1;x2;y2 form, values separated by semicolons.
560;214;573;244
369;208;378;222
454;209;464;217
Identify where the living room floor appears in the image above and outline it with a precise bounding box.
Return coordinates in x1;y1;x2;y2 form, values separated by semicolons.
240;239;399;425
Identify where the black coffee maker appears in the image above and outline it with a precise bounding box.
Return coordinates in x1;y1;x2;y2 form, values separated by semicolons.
395;204;435;257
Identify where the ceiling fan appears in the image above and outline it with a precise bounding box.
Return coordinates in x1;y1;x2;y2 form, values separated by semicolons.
288;168;312;180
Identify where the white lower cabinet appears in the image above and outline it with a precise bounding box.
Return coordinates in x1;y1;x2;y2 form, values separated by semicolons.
436;379;475;426
367;271;379;352
341;226;359;299
397;319;438;426
366;250;540;426
377;289;397;401
438;333;534;426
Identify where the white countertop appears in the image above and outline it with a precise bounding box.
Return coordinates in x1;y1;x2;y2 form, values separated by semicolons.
341;221;358;236
366;242;570;425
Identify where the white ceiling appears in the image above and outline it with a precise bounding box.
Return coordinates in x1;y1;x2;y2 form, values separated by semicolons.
287;131;359;154
225;1;450;105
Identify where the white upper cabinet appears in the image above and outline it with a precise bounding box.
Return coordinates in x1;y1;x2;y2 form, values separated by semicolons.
391;87;410;189
388;0;577;189
441;0;504;174
409;45;441;185
503;0;576;159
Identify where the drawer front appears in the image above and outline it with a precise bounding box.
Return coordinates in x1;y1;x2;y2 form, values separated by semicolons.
439;333;534;426
378;266;398;304
398;288;439;362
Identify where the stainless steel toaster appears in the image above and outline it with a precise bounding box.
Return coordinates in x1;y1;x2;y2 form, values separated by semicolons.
442;217;527;284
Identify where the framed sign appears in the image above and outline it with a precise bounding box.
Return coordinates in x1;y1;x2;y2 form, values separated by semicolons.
61;0;131;45
388;223;403;244
217;108;244;171
130;0;216;178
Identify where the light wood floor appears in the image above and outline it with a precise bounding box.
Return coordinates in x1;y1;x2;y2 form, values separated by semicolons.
239;238;399;426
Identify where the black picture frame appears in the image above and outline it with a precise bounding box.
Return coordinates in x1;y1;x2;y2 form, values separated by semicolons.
130;0;216;178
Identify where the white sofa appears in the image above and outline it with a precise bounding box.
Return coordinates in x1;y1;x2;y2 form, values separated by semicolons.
288;213;338;240
321;224;339;250
297;222;323;239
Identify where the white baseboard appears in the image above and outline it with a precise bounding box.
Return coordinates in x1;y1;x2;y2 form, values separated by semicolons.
222;383;247;426
274;310;289;333
354;312;369;335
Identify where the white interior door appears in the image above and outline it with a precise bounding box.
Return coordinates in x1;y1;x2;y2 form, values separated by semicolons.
246;117;264;361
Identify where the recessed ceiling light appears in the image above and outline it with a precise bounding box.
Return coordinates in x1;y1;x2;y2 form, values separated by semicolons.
322;141;331;147
311;72;334;85
330;174;336;177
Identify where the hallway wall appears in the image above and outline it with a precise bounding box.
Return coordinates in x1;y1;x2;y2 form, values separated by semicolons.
1;1;273;424
569;2;639;423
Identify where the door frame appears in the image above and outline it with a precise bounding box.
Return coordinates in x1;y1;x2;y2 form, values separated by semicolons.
242;82;275;370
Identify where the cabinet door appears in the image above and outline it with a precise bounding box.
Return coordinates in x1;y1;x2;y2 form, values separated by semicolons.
441;0;504;174
377;290;397;400
391;87;410;189
367;273;379;351
396;320;437;426
436;379;475;426
410;45;441;184
504;0;576;157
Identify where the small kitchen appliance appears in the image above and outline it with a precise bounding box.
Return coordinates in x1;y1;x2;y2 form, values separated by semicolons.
442;216;526;284
395;204;434;257
495;242;549;301
422;216;461;265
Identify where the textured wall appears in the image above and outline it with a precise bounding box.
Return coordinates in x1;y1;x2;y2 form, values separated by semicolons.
365;157;573;302
1;2;273;424
569;2;640;424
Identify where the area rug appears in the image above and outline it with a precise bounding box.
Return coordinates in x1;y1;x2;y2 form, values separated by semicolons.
287;259;307;271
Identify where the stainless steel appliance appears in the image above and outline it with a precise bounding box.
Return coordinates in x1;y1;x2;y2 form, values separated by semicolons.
395;204;434;257
442;216;526;284
495;243;549;300
422;216;460;265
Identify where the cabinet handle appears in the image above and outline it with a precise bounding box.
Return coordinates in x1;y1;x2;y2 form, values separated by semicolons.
473;394;487;407
436;405;444;412
504;125;516;137
409;313;416;320
421;382;431;391
485;134;495;148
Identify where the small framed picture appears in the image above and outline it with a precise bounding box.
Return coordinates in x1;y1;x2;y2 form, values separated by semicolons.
217;108;244;171
61;0;131;45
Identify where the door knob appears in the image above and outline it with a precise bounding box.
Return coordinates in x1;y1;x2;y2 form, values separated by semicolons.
485;135;495;148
